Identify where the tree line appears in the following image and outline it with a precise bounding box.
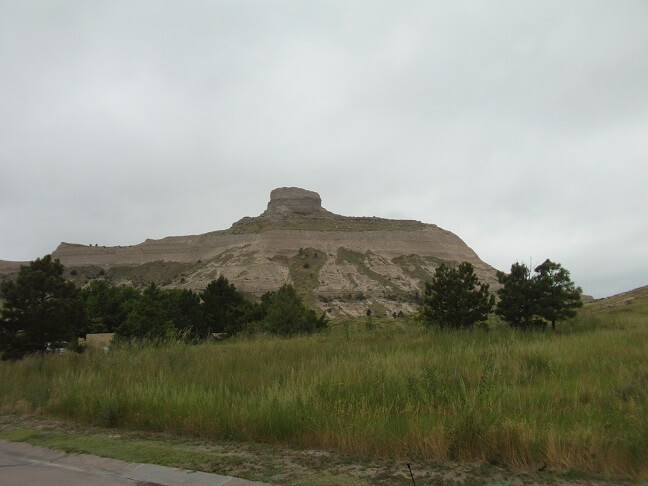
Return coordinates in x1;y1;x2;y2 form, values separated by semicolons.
0;255;328;360
0;253;584;360
422;259;583;330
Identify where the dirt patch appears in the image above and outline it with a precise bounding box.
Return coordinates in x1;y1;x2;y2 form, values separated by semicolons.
0;414;628;486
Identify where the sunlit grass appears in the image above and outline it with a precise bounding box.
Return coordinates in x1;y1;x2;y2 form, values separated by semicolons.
1;312;647;480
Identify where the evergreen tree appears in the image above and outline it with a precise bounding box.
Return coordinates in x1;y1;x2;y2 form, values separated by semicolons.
172;288;202;336
115;283;175;340
245;290;276;323
82;280;140;333
533;259;583;329
262;284;329;335
422;261;494;329
200;276;249;336
496;260;582;329
0;255;85;360
495;262;541;329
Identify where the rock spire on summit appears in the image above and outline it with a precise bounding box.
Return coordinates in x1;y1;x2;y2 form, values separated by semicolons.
265;187;324;216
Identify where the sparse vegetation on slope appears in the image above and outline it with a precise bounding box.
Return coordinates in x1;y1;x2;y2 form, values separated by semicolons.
335;248;413;304
392;253;443;287
285;248;327;306
221;216;428;234
65;261;192;289
584;285;648;317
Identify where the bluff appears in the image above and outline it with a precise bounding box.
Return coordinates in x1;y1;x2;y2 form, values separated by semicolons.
8;188;499;316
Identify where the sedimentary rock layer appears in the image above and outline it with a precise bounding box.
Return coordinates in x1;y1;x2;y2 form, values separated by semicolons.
4;187;498;316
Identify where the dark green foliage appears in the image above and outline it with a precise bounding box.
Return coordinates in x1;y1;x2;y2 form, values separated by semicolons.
262;284;329;335
172;288;202;335
114;284;202;340
115;283;174;340
105;277;327;340
199;276;249;336
0;255;85;360
422;261;494;329
82;280;140;334
533;259;583;329
246;290;276;323
496;263;542;329
496;260;583;330
365;308;374;330
2;256;329;348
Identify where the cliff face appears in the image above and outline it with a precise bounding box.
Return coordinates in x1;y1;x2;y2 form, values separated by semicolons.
13;188;499;316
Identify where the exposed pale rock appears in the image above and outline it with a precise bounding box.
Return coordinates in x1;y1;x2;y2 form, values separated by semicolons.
1;187;499;316
265;187;325;216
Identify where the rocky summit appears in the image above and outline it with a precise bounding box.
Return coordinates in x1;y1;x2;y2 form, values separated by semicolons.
1;188;498;316
265;187;325;216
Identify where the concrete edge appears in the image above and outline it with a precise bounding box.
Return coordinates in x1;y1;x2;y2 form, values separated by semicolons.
0;439;270;486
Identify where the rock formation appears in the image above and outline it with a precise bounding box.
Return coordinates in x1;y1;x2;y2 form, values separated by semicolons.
264;187;327;216
1;187;499;316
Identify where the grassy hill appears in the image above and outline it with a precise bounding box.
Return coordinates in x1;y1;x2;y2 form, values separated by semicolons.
584;285;648;319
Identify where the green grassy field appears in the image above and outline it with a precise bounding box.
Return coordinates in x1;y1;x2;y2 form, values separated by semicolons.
0;292;647;482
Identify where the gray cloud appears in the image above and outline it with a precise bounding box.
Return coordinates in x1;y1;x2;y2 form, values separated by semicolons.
1;0;647;297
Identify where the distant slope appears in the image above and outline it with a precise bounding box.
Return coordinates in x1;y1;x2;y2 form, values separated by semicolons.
0;260;25;280
583;285;648;321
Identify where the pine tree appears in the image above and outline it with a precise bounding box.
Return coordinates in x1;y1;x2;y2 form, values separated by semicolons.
496;262;541;329
0;255;85;360
496;260;582;329
200;276;248;336
262;284;329;335
533;259;583;329
422;262;494;329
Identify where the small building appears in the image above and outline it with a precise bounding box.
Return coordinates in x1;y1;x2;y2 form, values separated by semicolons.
79;333;114;351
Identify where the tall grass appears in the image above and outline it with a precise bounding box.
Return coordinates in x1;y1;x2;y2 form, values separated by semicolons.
1;315;647;479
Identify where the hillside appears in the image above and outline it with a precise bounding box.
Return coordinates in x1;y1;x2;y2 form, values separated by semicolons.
2;188;498;316
583;285;648;320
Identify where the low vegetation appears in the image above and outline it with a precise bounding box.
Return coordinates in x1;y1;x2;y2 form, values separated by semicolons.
1;254;645;482
0;309;646;481
0;257;329;359
284;247;328;306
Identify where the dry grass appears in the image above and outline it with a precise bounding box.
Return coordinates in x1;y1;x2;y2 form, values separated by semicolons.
0;308;647;482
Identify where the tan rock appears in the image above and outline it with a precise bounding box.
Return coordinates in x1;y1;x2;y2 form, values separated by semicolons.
2;188;499;316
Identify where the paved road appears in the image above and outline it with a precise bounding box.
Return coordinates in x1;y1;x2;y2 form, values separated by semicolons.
0;439;268;486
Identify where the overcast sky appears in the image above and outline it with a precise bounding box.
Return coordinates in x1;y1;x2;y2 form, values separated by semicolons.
1;1;647;298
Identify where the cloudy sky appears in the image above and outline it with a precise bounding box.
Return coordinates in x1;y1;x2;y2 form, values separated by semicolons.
1;1;647;298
